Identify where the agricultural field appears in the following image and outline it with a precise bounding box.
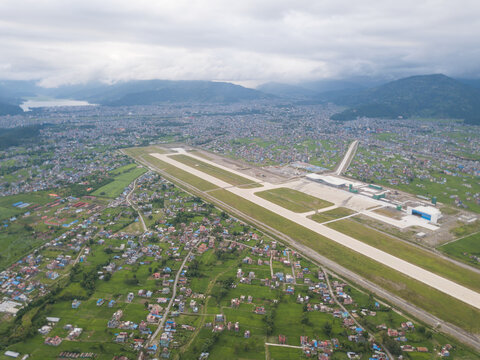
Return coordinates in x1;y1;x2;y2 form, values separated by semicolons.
93;164;147;198
0;193;105;271
170;154;261;187
439;232;480;269
255;188;333;213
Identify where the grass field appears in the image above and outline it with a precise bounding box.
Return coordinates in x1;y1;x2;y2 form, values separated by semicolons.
327;219;480;292
309;207;356;223
127;147;480;334
170;154;261;187
439;232;480;269
254;188;333;213
92;164;146;198
0;191;53;220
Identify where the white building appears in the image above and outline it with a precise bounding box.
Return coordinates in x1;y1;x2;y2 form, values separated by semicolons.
407;205;442;224
306;174;360;189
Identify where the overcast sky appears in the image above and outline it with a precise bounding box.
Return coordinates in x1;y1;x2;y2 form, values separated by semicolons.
1;0;479;87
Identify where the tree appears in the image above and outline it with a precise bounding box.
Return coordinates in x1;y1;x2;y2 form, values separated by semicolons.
324;322;332;337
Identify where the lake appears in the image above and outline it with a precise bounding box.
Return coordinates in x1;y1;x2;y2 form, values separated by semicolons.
21;98;95;111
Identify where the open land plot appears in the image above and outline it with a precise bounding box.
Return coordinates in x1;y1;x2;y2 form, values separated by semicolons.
187;149;213;160
439;232;480;269
0;191;53;220
373;207;404;220
92;165;146;198
254;187;333;213
327;219;480;292
127;148;480;334
170;154;261;187
309;207;356;223
268;346;304;360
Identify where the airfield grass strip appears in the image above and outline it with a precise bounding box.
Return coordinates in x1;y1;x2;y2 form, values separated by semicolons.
142;154;219;192
327;219;480;293
208;188;480;334
309;207;356;223
439;232;480;270
255;187;333;213
170;154;261;187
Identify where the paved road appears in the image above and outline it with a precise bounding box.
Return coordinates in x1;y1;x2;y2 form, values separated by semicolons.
335;140;358;175
265;343;303;349
126;178;147;233
148;243;199;349
323;269;393;359
151;151;480;311
133;152;480;351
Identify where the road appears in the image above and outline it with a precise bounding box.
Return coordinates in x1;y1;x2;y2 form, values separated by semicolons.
126;178;147;233
132;152;480;351
147;243;199;349
323;269;393;359
335;140;359;175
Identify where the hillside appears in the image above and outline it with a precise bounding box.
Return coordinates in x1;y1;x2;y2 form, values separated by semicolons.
256;82;317;100
54;80;274;105
0;100;23;116
330;74;480;124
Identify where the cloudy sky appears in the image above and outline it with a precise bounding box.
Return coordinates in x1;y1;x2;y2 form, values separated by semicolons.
1;0;479;87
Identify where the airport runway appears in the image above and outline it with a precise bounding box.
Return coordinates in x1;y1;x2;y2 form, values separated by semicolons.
150;151;480;310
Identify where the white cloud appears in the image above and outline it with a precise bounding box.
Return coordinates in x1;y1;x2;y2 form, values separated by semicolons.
0;0;479;86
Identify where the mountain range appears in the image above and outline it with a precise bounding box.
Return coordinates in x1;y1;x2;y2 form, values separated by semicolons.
258;74;480;124
0;75;479;124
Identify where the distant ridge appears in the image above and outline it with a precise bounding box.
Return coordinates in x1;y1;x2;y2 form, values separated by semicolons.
0;100;23;116
55;80;275;105
329;74;480;124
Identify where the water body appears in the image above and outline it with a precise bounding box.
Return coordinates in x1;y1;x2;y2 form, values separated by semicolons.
21;98;95;111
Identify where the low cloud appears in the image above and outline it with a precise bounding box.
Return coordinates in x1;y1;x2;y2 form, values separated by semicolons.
0;0;479;86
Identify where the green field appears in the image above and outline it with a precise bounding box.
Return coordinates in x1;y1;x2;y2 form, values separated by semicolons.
254;188;333;213
439;232;480;269
92;164;146;198
170;154;261;187
309;207;356;223
0;191;53;220
142;154;219;191
327;219;480;292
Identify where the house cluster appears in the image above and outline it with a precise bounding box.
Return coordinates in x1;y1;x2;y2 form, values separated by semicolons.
300;336;340;358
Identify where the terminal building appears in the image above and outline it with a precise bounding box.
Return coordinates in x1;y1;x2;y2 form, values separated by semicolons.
407;205;442;224
306;173;360;189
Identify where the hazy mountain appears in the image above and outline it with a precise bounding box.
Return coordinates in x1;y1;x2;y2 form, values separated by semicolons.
47;80;274;105
299;78;374;93
0;98;23;116
257;78;387;103
330;74;480;124
456;78;480;89
0;80;40;102
256;82;317;100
